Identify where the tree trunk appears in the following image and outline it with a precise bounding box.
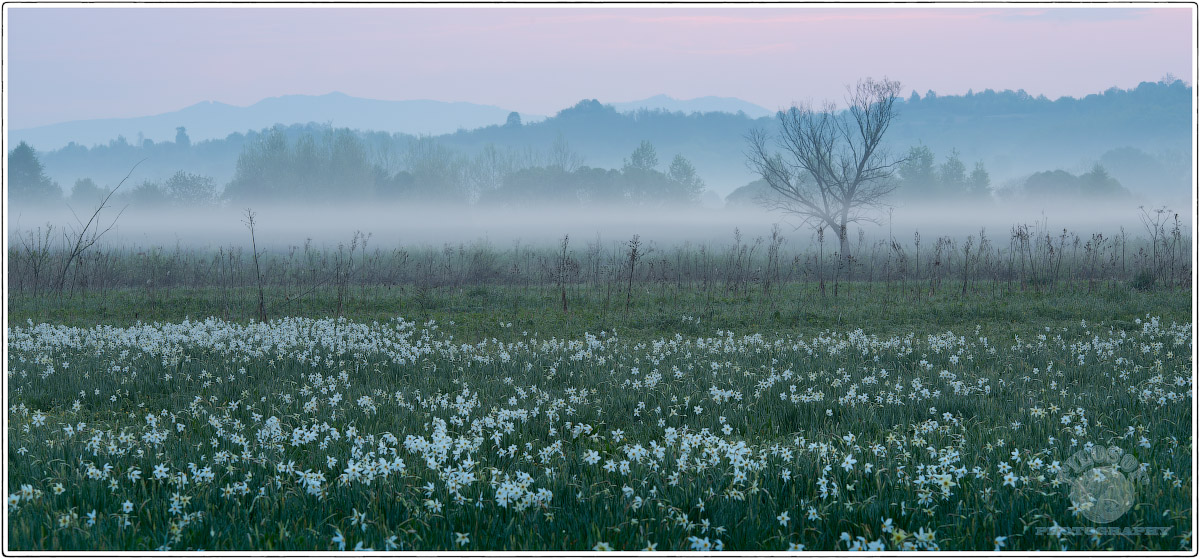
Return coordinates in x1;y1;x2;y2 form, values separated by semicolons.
837;217;851;257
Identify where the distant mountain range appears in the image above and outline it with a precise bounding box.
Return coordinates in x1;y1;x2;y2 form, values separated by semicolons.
11;93;547;150
12;93;774;151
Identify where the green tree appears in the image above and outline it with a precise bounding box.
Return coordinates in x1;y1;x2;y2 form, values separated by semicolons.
224;126;380;204
1023;170;1078;200
175;126;191;148
69;178;106;208
404;136;467;203
667;154;705;204
164;171;217;207
8;142;62;204
291;133;322;198
327;129;375;200
625;140;659;172
968;162;991;200
123;180;170;208
938;149;968;195
1079;164;1129;198
225;128;291;202
897;145;936;197
487;166;579;206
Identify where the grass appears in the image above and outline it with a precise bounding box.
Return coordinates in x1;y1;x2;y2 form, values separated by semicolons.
7;280;1190;341
5;282;1193;551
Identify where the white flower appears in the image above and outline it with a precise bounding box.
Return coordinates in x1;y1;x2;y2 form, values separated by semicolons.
915;527;936;544
841;453;857;471
350;508;367;531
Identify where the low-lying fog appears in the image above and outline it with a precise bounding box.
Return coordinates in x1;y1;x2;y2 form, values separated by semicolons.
7;200;1188;252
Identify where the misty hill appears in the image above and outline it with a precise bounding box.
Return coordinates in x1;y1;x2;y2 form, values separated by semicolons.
420;80;1193;200
609;95;773;118
888;83;1191;199
11;92;547;150
26;79;1193;205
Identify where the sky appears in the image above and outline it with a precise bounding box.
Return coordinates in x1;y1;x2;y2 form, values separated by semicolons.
5;4;1195;130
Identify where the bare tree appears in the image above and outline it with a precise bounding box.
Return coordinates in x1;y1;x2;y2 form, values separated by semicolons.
54;159;143;295
548;133;585;173
468;143;516;201
746;77;903;256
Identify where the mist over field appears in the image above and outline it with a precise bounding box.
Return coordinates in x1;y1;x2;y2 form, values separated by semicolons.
7;200;1178;251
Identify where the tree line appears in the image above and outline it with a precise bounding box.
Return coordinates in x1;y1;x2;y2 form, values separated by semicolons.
10;128;1143;215
219;126;706;207
8;127;707;209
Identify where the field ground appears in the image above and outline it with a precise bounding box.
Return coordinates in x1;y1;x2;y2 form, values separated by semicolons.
5;283;1194;551
8;280;1191;339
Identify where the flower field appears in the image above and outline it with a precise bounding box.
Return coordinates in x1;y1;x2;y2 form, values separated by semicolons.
5;310;1193;551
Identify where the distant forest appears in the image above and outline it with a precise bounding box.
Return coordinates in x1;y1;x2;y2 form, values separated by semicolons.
8;78;1192;210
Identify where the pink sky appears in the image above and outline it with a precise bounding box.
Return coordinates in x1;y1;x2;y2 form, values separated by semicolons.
5;5;1194;129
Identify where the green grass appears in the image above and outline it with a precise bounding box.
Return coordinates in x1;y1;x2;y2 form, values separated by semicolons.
6;283;1193;551
8;280;1189;341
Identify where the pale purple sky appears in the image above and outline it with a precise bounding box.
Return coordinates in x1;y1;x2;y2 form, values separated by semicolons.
5;5;1194;129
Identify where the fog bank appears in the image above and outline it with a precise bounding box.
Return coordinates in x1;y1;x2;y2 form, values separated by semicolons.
7;200;1187;252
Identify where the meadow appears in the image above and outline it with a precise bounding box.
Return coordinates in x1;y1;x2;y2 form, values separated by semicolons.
5;225;1194;552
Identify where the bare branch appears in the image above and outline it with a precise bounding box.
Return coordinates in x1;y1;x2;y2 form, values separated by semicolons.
53;158;145;293
744;77;903;255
